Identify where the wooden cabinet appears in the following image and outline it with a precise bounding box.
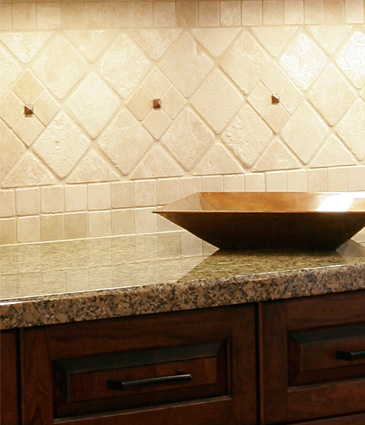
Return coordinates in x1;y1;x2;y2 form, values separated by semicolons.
0;330;19;425
260;292;365;424
1;292;365;425
20;305;257;425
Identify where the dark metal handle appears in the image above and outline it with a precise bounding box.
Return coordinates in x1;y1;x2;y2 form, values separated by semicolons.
107;372;192;391
336;350;365;361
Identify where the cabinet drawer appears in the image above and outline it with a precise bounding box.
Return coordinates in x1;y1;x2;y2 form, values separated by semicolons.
21;306;257;425
54;341;226;417
260;292;365;424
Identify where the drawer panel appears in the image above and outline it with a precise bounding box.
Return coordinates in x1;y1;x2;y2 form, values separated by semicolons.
289;323;365;385
54;342;226;417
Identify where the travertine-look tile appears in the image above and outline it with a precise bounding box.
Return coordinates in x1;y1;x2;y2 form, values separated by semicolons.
2;152;56;188
33;111;90;178
222;104;272;167
0;121;25;179
0;218;15;245
13;70;43;104
111;181;134;209
221;31;271;95
306;25;352;55
161;108;214;171
105;2;130;28
281;102;328;163
64;212;87;239
34;90;59;126
346;0;364;23
308;65;356;125
193;144;243;175
191;28;239;57
284;0;303;24
307;168;328;191
130;29;181;61
67;73;120;139
37;2;60;30
336;31;365;89
100;33;151;98
135;207;157;234
348;166;365;190
134;180;157;207
112;209;135;235
253;138;301;171
153;2;176;27
160;32;213;98
0;190;15;218
201;175;223;191
41;186;64;214
40;214;64;242
191;69;243;134
179;177;201;198
33;34;86;99
68;151;119;184
244;173;265;191
242;1;262;25
17;216;40;243
220;1;241;26
263;104;290;133
0;91;23;128
0;4;10;32
327;167;349;191
16;187;40;216
98;109;153;176
13;115;44;147
88;183;111;210
89;211;111;237
266;170;287;191
127;88;152;121
310;135;356;168
336;99;365;160
305;0;324;23
11;3;36;30
280;33;327;90
66;30;118;63
223;175;245;192
162;86;186;120
325;0;345;23
287;169;307;192
143;110;172;139
130;2;153;27
65;185;87;212
157;178;179;205
0;43;22;99
263;0;284;25
130;145;184;180
175;2;197;27
198;1;219;26
143;68;170;99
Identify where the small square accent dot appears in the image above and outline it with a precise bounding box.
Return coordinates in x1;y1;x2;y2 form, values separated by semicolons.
24;105;34;116
153;99;161;109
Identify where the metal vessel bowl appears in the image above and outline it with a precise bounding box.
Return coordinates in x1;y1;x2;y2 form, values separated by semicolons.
154;192;365;250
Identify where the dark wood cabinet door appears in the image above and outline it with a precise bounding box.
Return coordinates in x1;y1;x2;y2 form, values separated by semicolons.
259;292;365;424
1;330;19;425
21;305;257;425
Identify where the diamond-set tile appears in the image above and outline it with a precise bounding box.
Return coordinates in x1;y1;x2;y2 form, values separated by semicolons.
33;111;90;178
143;110;172;139
99;33;151;98
13;115;44;147
191;28;240;57
13;71;43;105
220;31;271;95
308;65;356;125
160;32;213;98
0;44;22;99
191;69;243;134
32;34;87;100
67;73;120;139
281;102;328;163
0;92;23;128
222;104;273;168
251;26;298;57
161;108;214;171
280;33;327;90
310;135;356;168
335;31;365;89
0;121;25;179
98;109;153;175
130;29;181;61
0;32;52;64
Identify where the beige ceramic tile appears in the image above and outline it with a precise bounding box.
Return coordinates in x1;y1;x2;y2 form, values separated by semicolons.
34;91;59;126
65;185;87;212
263;0;284;25
134;180;157;207
220;1;241;26
106;2;130;28
12;3;36;30
328;167;349;191
17;216;40;243
191;28;240;57
143;109;172;139
253;139;301;171
161;108;214;171
0;4;11;31
305;0;324;23
88;183;111;210
64;212;88;239
111;181;134;210
348;166;365;190
13;71;43;104
40;214;64;241
16;188;40;216
287;169;307;192
175;2;197;26
130;2;153;27
194;144;243;175
13;115;44;147
0;190;15;218
0;218;16;245
0;121;26;179
242;1;262;25
0;44;22;99
179;177;201;198
324;0;345;23
345;0;364;23
198;1;219;26
266;171;287;191
157;178;179;205
112;209;135;235
284;0;303;24
201;175;223;191
307;168;328;192
310;135;356;168
223;175;245;192
37;2;60;30
153;2;176;27
41;186;64;213
83;2;106;29
0;91;23;128
89;211;111;237
135;207;157;234
244;173;266;192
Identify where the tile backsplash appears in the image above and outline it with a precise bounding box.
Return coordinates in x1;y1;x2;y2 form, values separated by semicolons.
0;0;364;245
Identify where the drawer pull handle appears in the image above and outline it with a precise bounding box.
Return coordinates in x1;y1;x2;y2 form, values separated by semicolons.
107;373;192;391
336;350;365;361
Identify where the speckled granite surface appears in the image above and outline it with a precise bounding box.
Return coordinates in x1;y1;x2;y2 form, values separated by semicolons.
1;231;365;330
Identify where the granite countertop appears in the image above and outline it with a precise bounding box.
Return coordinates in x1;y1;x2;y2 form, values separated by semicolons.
1;231;365;330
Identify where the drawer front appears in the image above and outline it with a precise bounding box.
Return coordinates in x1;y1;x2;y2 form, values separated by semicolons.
260;292;365;424
54;341;227;417
21;306;257;425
